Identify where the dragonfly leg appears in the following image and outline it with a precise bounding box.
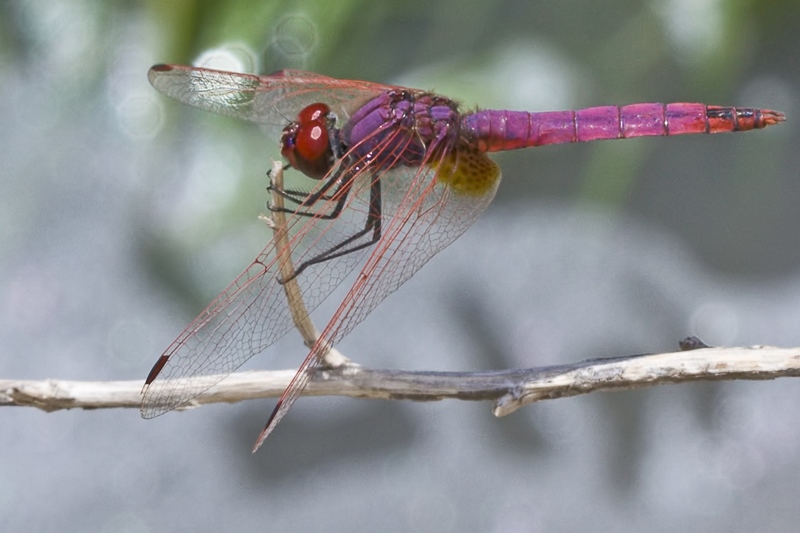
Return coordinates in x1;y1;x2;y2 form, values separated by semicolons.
268;184;336;208
281;173;382;282
268;162;349;217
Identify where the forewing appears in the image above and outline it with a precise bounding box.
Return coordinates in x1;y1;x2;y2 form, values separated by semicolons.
147;65;395;131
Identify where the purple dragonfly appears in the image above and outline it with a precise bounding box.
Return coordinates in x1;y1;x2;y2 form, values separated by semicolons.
142;64;784;451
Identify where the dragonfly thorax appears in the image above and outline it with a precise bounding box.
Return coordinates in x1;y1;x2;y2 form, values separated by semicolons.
343;90;462;170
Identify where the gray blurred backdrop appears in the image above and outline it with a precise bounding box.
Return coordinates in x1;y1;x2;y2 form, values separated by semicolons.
2;1;799;531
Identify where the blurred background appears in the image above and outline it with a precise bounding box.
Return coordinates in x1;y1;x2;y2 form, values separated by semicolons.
2;0;799;531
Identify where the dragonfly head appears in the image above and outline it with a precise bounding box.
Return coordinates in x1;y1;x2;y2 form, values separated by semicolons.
281;103;337;180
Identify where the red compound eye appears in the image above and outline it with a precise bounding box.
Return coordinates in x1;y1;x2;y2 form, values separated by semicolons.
295;122;328;161
297;102;330;124
280;103;334;180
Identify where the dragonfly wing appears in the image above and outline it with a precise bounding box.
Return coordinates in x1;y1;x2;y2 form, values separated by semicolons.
141;155;387;418
253;146;503;449
141;254;291;417
148;65;397;129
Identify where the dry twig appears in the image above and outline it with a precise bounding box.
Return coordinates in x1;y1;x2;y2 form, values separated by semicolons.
2;344;799;414
260;160;347;367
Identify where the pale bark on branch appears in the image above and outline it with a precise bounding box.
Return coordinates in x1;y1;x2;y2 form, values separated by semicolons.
2;344;799;415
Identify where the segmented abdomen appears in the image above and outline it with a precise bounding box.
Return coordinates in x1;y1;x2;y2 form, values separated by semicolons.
463;103;785;152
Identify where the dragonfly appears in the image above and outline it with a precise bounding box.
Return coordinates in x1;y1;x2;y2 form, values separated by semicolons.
142;63;784;451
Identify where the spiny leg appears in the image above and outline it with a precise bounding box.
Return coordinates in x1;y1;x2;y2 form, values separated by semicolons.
281;172;382;282
269;167;342;213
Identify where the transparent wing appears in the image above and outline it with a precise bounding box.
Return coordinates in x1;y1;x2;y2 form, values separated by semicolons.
141;151;388;418
253;144;502;449
147;65;400;131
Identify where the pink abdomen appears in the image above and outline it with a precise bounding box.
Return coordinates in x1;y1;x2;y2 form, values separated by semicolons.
463;103;785;153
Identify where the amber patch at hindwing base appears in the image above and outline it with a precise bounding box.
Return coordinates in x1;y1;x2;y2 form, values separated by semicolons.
433;146;500;197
